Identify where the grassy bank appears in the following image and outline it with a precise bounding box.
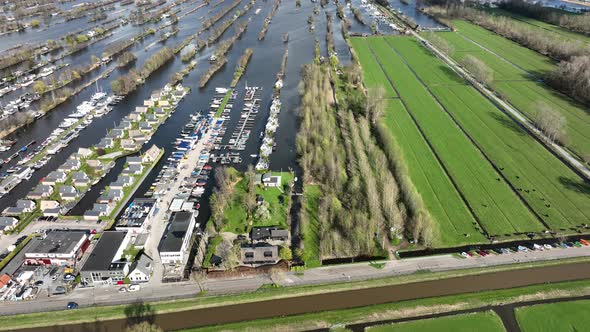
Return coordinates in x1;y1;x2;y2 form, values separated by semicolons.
4;256;590;331
368;311;505;332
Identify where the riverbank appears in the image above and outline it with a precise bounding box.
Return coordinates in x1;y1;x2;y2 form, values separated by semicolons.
3;255;590;330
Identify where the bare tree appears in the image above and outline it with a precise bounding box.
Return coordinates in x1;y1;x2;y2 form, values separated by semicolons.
461;55;493;85
366;86;386;125
534;102;567;144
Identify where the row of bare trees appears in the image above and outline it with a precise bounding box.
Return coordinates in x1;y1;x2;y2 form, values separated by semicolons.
426;5;590;61
298;63;419;260
500;0;590;35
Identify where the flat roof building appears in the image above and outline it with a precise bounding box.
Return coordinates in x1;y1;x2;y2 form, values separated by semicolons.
158;211;197;265
115;198;157;234
24;230;89;266
80;231;131;286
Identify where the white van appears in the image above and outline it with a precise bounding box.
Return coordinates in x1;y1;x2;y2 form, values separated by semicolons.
128;284;140;292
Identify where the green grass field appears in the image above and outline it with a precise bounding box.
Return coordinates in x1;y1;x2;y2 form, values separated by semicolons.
516;299;590;332
368;311;505;332
351;38;484;247
428;23;590;159
383;36;590;233
489;8;590;44
302;184;321;267
353;37;543;239
221;171;293;234
451;20;555;75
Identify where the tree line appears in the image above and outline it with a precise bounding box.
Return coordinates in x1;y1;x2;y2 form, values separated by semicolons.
499;0;590;35
297;63;426;260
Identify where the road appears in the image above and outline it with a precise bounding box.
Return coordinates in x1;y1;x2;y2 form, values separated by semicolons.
1;244;590;316
143;125;215;285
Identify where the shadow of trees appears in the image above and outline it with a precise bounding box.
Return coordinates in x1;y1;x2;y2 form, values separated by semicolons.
124;301;156;327
559;176;590;196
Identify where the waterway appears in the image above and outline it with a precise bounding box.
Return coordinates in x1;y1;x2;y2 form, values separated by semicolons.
11;261;590;331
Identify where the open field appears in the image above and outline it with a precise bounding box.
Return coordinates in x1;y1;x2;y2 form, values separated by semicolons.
368;311;505;332
489;8;590;44
433;21;590;159
516;299;590;332
451;20;555;75
352;38;483;247
353;37;543;241
382;36;590;235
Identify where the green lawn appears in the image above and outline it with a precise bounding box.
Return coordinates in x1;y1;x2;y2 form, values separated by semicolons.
356;36;543;239
369;311;505;332
516;299;590;332
387;36;590;233
301;184;321;267
427;23;590;159
221;172;293;234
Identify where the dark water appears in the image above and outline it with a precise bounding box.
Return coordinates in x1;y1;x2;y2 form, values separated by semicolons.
12;261;590;331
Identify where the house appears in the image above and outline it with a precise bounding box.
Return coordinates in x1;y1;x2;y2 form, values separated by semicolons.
150;92;161;101
127;157;143;165
120;139;138;151
109;176;133;190
116;121;132;130
81;231;132;286
127;253;153;283
58;159;81;173
107;129;125;139
72;172;90;187
250;227;289;242
43;171;67;185
128;112;140;121
153;107;166;118
86;159;112;173
40;200;59;211
241;244;279;266
264;174;282;188
143;100;155;107
27;184;53;199
0;217;18;234
158;99;170;108
123;164;143;176
83;210;101;221
93;203;112;216
145;113;158;124
96;137;114;149
143;145;161;163
135;106;148;114
138;122;152;133
58;185;78;201
3;200;36;216
98;189;123;203
75;148;93;159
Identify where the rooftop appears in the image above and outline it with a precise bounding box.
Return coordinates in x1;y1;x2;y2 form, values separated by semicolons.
81;231;127;272
116;198;156;229
25;230;87;255
158;211;196;253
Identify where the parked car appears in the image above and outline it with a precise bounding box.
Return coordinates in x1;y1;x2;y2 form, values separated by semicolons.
63;273;75;281
34;280;44;286
533;244;543;251
51;273;60;281
543;244;552;250
128;284;140;292
118;287;128;293
517;245;528;252
580;239;589;246
460;252;469;258
66;302;78;309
